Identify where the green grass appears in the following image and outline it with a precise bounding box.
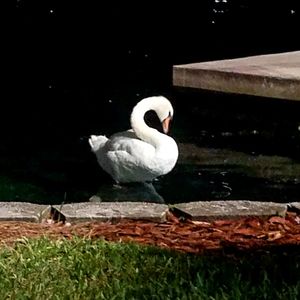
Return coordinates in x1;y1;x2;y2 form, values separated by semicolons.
0;238;299;299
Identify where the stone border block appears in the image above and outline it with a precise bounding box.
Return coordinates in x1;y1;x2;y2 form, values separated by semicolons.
172;200;287;221
0;202;51;222
53;202;169;223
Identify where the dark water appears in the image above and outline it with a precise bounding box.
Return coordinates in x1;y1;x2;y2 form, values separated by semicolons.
1;90;300;204
2;1;300;204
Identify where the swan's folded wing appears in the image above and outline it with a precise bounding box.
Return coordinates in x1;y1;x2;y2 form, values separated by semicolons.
89;135;108;152
106;131;155;158
106;149;156;182
99;130;158;182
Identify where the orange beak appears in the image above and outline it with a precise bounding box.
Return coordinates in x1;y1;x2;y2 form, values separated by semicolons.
162;116;172;134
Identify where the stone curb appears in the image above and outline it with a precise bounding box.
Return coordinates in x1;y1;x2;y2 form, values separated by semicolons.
0;202;51;223
52;202;169;223
171;201;287;221
0;201;298;224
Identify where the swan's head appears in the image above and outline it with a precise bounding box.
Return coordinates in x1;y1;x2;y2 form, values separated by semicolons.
132;96;174;134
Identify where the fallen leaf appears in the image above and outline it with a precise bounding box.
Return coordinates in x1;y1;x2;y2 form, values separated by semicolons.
267;231;283;241
134;226;144;236
257;234;266;239
245;218;262;228
191;221;211;227
166;212;180;224
233;228;259;237
269;216;286;225
213;220;234;227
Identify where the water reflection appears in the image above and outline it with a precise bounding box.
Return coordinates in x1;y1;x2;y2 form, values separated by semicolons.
91;182;164;203
1;140;300;204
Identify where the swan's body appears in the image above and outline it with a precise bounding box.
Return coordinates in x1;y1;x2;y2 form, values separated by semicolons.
89;96;178;183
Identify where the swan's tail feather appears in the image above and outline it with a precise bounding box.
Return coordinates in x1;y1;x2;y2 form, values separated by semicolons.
89;135;108;152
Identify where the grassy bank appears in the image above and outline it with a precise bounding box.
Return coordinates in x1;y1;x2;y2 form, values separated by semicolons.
0;238;299;299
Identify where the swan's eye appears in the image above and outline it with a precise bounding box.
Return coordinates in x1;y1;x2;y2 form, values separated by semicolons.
168;111;173;119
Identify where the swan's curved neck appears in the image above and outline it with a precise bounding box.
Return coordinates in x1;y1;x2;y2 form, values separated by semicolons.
130;102;166;149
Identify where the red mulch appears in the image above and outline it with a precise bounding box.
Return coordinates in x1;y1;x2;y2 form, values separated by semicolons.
1;211;300;254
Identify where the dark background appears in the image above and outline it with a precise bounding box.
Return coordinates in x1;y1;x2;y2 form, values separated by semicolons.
8;1;300;142
0;0;299;203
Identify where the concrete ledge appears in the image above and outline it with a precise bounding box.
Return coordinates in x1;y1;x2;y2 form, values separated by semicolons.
53;202;169;223
173;51;300;101
172;201;287;221
0;201;297;223
0;202;50;222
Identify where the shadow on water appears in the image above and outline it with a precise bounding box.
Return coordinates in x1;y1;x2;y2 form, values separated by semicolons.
92;182;164;204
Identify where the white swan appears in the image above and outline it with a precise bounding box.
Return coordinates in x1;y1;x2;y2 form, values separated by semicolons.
89;96;178;183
